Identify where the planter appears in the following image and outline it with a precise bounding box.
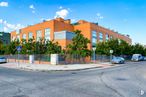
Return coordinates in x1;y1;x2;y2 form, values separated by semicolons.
29;55;34;64
51;54;59;65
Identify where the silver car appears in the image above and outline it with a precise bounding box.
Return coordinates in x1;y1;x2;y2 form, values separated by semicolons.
111;57;125;64
0;57;7;63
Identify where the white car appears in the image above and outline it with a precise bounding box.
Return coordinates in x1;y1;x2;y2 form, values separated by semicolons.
0;57;7;63
131;54;144;61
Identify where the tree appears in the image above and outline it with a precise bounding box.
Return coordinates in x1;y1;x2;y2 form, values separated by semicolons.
45;40;62;54
67;30;91;62
0;40;4;54
96;42;109;55
131;43;145;55
7;39;20;55
95;39;133;56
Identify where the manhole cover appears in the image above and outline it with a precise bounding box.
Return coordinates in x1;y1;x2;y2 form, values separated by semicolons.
13;95;29;97
116;78;127;81
71;72;77;74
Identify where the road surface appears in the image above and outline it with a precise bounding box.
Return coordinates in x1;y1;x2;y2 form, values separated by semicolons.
0;62;146;97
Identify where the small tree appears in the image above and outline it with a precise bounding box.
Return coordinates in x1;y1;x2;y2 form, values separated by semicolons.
67;30;91;62
7;39;20;55
45;40;62;54
96;42;110;55
131;43;145;55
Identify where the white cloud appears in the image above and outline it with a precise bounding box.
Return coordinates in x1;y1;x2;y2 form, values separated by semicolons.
40;18;51;22
3;26;8;32
0;19;24;31
32;10;35;13
0;19;3;23
71;19;76;23
29;4;35;9
29;4;36;14
97;13;101;17
96;13;104;20
0;2;8;7
59;6;63;9
54;9;69;19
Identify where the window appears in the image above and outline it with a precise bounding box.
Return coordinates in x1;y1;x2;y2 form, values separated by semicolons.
54;31;75;40
92;30;97;46
22;34;26;39
36;30;42;41
12;36;15;41
28;32;33;39
45;28;50;41
110;36;113;39
0;33;3;36
17;35;20;41
99;32;103;42
106;34;109;41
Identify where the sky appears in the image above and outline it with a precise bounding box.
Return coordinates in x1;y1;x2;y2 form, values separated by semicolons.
0;0;146;45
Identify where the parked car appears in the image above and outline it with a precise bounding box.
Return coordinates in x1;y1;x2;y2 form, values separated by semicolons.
131;54;144;61
144;56;146;61
111;57;125;64
0;57;7;63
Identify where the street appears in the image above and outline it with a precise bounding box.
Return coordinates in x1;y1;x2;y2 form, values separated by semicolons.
0;62;146;97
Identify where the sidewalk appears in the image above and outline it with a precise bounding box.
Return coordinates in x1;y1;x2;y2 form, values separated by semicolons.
0;62;115;71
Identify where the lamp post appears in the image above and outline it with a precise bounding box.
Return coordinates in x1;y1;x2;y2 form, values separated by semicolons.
92;47;96;64
110;50;113;63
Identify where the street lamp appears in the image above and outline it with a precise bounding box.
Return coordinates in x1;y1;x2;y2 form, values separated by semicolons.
92;47;96;64
110;50;113;63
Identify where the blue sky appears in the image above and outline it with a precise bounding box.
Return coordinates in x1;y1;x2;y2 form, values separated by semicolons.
0;0;146;44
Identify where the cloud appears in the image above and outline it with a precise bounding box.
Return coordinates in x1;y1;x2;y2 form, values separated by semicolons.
0;19;24;32
29;4;36;13
32;10;35;13
29;4;35;9
0;2;8;7
54;8;69;19
71;19;76;23
96;13;104;20
40;18;51;22
59;6;63;9
3;26;8;32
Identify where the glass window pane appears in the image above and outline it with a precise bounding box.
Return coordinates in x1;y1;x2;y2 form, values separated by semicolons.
36;30;42;41
45;28;50;41
29;32;33;39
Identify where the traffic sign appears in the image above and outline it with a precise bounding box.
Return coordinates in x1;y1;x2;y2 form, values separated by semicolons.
110;50;113;54
16;46;22;51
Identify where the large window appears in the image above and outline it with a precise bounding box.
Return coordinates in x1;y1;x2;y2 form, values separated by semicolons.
106;34;109;41
22;34;26;39
28;32;33;39
54;31;75;40
45;28;50;41
92;30;97;46
36;30;42;41
99;32;103;42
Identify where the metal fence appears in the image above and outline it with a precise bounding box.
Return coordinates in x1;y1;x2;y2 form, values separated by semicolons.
1;54;131;64
1;54;51;64
58;54;90;64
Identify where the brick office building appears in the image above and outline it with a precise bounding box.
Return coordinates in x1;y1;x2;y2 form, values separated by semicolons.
11;18;132;50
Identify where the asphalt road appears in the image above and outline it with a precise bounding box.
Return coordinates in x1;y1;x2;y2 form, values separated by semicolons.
0;62;146;97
